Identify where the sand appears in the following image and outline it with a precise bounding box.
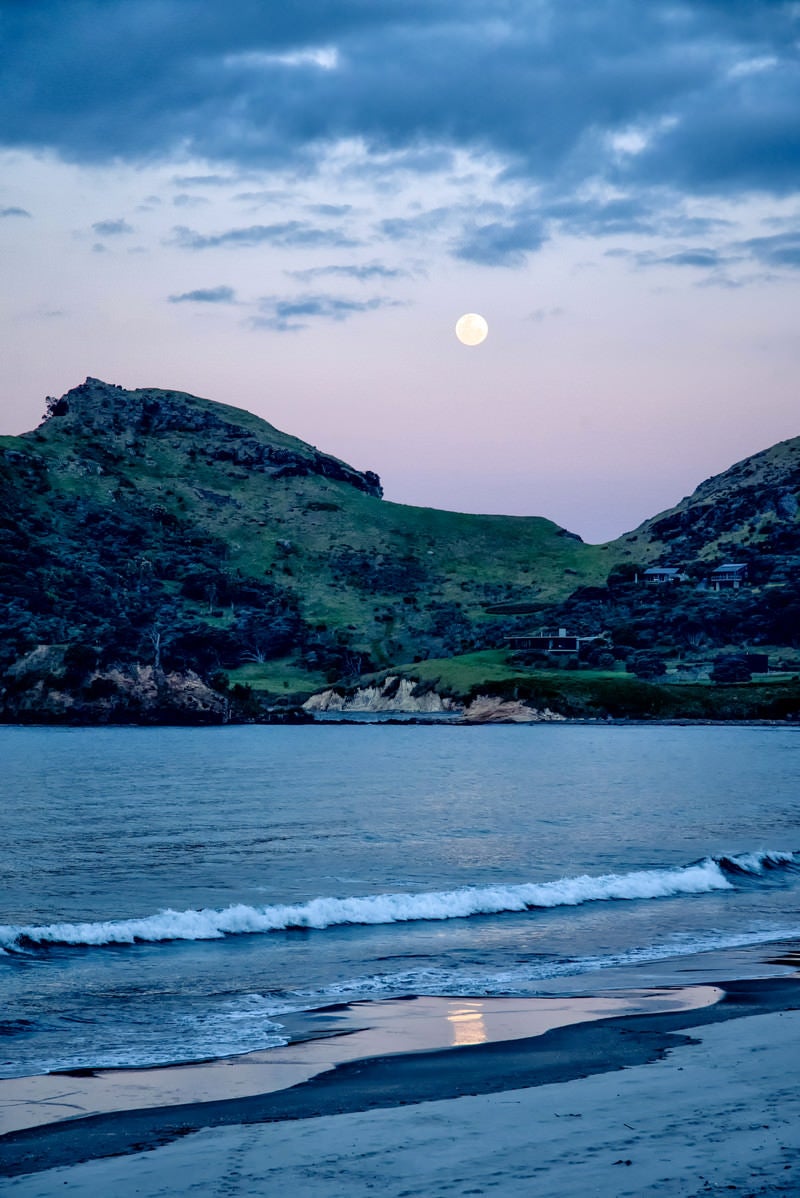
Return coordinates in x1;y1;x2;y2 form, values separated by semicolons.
0;988;721;1137
2;970;799;1196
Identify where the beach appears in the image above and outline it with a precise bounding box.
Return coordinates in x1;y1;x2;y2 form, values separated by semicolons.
2;963;800;1195
4;725;800;1194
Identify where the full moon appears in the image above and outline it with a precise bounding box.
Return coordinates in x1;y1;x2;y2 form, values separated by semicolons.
455;312;488;346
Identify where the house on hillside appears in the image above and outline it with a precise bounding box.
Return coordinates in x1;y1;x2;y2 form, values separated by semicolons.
710;563;748;590
642;567;686;584
505;628;605;654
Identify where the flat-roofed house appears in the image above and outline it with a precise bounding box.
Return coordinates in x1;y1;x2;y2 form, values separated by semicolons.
643;567;683;584
505;628;605;653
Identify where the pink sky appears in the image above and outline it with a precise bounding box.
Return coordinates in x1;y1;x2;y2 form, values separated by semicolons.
1;4;798;542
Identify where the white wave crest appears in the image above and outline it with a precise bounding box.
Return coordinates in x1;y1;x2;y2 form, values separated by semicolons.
0;858;739;951
720;850;795;873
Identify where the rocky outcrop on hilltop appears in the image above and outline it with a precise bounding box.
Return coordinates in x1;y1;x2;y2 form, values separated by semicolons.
38;378;383;498
620;435;800;571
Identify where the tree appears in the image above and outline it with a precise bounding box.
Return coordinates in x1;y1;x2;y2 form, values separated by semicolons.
627;652;667;680
711;656;752;684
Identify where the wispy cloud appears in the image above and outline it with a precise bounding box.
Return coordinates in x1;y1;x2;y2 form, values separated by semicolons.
168;286;237;304
542;196;656;238
307;203;353;218
377;209;451;241
92;218;133;236
636;247;730;269
738;231;800;269
172;193;210;209
171;222;358;250
172;174;243;188
252;293;402;331
224;46;339;72
286;262;407;283
454;216;547;267
529;306;564;323
0;206;31;218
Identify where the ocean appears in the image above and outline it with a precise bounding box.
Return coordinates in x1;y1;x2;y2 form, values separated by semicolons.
2;724;799;1079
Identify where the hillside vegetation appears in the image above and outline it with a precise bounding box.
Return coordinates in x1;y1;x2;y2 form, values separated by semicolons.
0;378;797;722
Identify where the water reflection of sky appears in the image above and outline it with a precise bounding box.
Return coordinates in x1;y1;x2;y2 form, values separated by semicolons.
447;1001;488;1047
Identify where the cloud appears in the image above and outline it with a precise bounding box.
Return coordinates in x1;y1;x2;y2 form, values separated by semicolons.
225;46;339;72
233;190;293;207
377;209;452;241
0;206;31;217
738;230;800;269
168;285;237;303
286;262;406;283
542;196;656;238
171;221;358;249
307;203;353;218
637;247;730;269
172;193;209;208
92;218;133;235
1;1;798;229
454;215;547;267
253;292;402;331
172;174;242;188
529;306;564;322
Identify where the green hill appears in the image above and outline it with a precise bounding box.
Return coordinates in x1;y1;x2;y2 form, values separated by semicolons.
619;436;800;576
1;378;797;723
0;378;612;721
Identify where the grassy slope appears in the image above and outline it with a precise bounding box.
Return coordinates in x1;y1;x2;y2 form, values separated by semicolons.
5;382;797;717
375;649;800;720
10;384;616;669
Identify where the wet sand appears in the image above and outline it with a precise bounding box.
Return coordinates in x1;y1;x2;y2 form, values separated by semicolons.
2;970;800;1193
0;987;721;1137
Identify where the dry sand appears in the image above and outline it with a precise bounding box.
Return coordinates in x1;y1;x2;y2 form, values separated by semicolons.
2;971;799;1196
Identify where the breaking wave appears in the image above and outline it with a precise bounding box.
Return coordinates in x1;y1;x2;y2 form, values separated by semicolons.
2;850;796;954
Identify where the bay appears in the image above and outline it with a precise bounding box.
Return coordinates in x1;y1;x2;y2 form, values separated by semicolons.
1;725;798;1078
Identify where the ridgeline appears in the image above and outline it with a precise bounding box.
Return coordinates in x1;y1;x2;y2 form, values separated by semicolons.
1;378;798;723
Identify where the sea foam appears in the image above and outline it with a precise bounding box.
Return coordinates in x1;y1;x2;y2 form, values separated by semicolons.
1;850;794;952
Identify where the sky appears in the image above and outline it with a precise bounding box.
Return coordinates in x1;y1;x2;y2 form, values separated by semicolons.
0;1;798;543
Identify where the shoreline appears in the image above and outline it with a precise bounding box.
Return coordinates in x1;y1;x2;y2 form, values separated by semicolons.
2;968;799;1182
2;716;799;728
0;988;724;1138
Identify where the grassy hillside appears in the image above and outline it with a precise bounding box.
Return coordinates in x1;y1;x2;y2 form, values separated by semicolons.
1;378;797;722
0;378;614;718
619;436;800;572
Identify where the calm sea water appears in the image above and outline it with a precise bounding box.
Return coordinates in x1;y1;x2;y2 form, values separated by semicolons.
2;725;799;1078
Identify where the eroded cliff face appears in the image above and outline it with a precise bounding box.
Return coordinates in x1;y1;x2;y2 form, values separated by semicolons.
461;695;566;723
303;676;567;722
304;676;458;714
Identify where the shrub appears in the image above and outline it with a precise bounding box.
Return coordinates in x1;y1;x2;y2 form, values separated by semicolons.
711;656;752;684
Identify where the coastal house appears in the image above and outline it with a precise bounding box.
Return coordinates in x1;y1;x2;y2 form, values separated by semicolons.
505;628;604;654
710;563;748;590
642;567;685;584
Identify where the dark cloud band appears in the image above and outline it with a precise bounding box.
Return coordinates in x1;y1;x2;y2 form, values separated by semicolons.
0;0;797;204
